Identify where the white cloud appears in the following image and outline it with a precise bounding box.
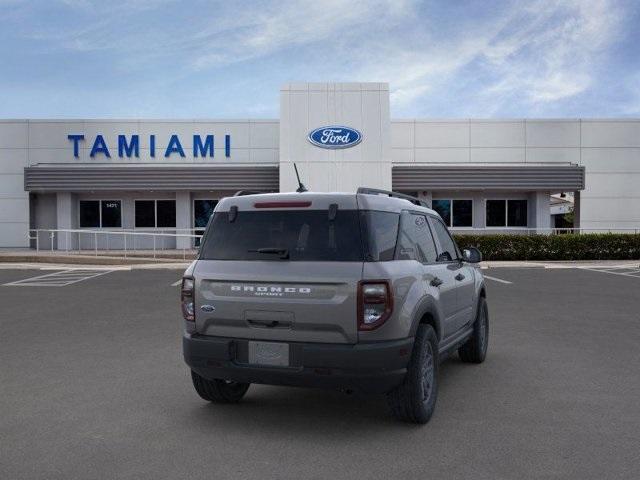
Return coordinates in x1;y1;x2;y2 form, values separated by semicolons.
188;0;416;70
338;0;625;114
7;0;631;116
380;0;624;112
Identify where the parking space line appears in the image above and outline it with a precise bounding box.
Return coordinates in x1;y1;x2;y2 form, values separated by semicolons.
483;275;513;284
171;280;182;286
578;267;640;279
3;269;115;287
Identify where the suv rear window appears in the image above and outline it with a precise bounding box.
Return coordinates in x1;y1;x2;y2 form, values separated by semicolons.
199;210;363;261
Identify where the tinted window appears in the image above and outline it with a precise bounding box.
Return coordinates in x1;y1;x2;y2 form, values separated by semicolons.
432;200;451;226
200;210;363;262
194;200;218;247
486;200;506;227
157;200;176;228
452;200;473;227
135;201;155;228
194;200;218;228
360;211;399;261
101;201;122;228
430;217;458;262
396;213;437;263
79;201;100;228
508;200;528;227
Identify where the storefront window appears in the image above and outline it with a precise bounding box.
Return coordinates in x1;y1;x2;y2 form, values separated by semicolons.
80;200;121;228
79;201;100;228
508;200;528;227
432;199;472;227
135;201;155;228
486;199;528;227
156;200;176;228
134;200;176;228
452;200;473;227
486;200;506;227
432;200;451;226
100;201;122;228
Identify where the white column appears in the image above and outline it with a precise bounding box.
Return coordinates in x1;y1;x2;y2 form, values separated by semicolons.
279;83;392;193
56;192;77;250
472;192;485;229
175;191;191;250
529;191;551;233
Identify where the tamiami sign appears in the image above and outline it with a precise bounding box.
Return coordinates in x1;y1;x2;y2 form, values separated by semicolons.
67;134;231;158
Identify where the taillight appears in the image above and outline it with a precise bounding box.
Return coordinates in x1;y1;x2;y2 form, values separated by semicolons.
181;277;195;322
358;280;393;331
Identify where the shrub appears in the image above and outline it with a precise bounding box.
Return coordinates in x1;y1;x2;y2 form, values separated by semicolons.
453;233;640;261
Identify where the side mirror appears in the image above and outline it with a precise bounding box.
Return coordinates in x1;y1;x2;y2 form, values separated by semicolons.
462;247;482;263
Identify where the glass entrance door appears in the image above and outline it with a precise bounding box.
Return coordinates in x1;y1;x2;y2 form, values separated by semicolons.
193;200;218;246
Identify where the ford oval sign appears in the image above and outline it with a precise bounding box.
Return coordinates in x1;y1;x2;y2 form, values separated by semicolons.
308;126;362;149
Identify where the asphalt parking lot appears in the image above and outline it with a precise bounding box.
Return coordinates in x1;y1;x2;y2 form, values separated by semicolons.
1;265;639;480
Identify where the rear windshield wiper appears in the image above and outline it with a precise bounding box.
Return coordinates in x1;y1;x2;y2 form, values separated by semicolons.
248;247;290;259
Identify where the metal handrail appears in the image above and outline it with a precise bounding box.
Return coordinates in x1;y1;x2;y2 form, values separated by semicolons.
28;228;202;260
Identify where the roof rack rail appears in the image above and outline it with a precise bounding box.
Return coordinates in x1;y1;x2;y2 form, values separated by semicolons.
357;187;429;208
233;190;264;197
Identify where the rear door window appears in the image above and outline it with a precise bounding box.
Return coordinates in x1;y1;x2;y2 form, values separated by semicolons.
200;210;363;261
396;212;438;263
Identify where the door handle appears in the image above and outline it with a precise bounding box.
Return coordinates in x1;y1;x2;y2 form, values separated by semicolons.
455;273;465;281
430;277;443;287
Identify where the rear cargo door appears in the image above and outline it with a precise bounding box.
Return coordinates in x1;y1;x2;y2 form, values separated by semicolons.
194;260;361;344
193;201;364;344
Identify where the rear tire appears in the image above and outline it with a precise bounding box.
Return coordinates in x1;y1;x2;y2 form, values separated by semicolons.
191;370;250;403
386;324;439;424
458;297;489;363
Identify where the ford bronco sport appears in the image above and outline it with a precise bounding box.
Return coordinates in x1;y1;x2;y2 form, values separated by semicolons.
182;188;488;423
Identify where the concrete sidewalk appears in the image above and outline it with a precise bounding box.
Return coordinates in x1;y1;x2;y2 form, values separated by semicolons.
0;249;637;270
481;259;640;268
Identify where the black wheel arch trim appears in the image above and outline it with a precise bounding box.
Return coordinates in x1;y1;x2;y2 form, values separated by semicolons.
409;295;444;341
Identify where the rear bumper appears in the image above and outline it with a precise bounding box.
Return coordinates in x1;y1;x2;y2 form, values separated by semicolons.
183;333;414;394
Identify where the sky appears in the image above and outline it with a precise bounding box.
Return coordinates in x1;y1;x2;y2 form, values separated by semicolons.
0;0;638;119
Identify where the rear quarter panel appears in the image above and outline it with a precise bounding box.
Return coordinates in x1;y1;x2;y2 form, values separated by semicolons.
359;260;426;342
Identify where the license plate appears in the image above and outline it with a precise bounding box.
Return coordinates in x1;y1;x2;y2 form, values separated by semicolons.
248;341;289;367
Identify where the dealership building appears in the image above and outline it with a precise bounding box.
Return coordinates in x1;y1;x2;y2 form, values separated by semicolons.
0;82;638;249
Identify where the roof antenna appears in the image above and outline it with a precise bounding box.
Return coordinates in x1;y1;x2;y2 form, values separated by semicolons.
294;163;308;193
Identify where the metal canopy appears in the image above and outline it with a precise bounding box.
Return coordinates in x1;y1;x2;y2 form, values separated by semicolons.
24;165;279;192
392;164;585;191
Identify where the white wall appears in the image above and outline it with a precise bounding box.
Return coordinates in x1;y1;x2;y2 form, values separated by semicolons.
26;119;279;165
392;119;640;231
579;121;640;230
1;113;639;248
391;119;584;165
0;121;29;247
0;119;280;247
279;83;391;192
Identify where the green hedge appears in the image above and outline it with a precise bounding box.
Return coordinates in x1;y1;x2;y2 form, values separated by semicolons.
453;234;640;261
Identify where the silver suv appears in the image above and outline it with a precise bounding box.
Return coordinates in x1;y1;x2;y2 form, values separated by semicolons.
182;188;488;424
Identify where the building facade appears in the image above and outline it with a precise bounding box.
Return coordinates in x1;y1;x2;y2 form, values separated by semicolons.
0;82;638;249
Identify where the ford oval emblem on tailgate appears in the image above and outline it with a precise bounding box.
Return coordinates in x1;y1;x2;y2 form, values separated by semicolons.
200;305;215;312
308;126;362;149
